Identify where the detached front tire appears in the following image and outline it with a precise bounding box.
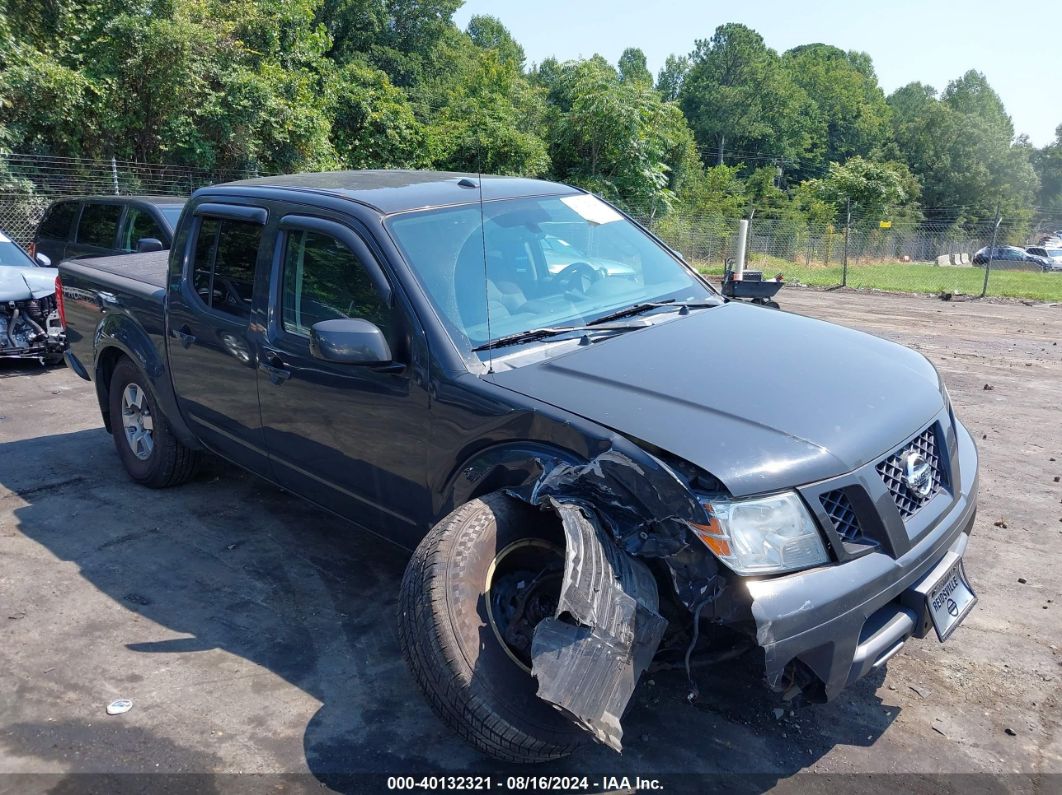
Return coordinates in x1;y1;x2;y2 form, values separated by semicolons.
108;357;199;488
398;492;588;763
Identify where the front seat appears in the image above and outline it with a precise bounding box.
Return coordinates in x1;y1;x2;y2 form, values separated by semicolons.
453;236;528;329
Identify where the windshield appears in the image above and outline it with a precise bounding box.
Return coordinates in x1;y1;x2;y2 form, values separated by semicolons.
159;205;185;229
0;235;36;268
387;194;713;354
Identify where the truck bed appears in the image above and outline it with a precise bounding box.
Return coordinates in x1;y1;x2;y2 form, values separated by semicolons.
65;250;169;289
59;251;169;380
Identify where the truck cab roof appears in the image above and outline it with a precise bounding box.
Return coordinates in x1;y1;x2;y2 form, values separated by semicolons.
214;170;582;215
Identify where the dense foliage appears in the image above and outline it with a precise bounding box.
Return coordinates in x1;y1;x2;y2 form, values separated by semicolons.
0;4;1053;228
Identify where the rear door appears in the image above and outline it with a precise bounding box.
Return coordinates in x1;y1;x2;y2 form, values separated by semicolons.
256;213;430;543
167;201;271;473
68;202;123;258
33;201;80;264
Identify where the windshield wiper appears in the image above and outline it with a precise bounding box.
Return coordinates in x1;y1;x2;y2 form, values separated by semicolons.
472;324;634;352
587;299;717;326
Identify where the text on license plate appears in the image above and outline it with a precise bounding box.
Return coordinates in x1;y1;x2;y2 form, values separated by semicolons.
927;560;976;642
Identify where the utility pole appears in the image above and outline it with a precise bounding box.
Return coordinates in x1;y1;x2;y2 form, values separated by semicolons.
980;208;1003;298
717;135;725;166
842;198;852;287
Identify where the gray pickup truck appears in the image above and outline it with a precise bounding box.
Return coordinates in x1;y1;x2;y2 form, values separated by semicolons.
58;170;979;762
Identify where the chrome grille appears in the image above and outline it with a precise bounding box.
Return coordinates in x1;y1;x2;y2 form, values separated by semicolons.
876;425;946;520
820;490;861;542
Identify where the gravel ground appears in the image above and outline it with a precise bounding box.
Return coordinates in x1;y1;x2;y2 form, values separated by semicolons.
1;287;1060;794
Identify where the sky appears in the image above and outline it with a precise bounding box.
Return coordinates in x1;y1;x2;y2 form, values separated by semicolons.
453;0;1061;147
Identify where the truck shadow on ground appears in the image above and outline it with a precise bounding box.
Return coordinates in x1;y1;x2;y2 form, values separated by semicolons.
5;428;897;793
0;359;63;379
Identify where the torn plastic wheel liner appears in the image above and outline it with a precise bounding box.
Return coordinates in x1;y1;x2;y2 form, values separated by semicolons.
499;446;732;752
528;499;668;752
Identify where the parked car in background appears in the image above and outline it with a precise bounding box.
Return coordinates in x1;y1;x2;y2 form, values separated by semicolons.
31;196;186;265
972;245;1053;271
0;228;65;363
1026;246;1062;271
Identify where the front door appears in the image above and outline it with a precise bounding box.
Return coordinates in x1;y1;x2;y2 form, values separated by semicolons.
167;203;270;473
256;214;430;544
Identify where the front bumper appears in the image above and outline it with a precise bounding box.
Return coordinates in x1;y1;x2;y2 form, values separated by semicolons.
0;338;65;361
744;414;979;700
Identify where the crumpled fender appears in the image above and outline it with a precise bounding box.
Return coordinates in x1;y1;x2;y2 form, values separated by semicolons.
502;445;730;752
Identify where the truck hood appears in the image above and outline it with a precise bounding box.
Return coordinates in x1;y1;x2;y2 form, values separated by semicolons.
0;266;58;301
490;302;944;496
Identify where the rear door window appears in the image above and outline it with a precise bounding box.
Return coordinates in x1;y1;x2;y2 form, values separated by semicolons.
190;217;262;320
37;202;79;240
76;204;122;248
120;207;165;251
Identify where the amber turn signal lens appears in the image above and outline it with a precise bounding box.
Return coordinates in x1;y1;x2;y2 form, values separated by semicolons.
690;518;732;557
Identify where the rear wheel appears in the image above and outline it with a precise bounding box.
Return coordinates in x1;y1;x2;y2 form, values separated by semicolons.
398;492;588;762
108;358;199;488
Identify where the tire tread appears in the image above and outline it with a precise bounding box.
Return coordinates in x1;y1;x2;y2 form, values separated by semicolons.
398;493;584;763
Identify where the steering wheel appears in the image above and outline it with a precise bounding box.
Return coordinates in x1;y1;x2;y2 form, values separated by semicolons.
552;261;602;294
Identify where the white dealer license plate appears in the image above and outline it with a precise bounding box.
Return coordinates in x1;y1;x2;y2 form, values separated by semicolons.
927;559;977;641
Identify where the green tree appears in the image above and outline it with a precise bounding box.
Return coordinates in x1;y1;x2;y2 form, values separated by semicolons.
800;156;917;224
466;14;525;69
655;54;689;102
328;60;425;168
1032;126;1062;212
418;29;549;176
0;47;100;157
680;24;822;169
941;70;1013;136
317;0;461;85
544;57;700;216
617;47;652;86
888;75;1037;225
781;44;891;170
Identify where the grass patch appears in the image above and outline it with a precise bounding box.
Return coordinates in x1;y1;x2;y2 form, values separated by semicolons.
696;262;1062;302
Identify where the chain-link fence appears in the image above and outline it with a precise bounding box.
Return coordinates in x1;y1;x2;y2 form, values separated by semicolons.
633;212;1061;298
636;214;1030;271
2;151;1058;298
0;152;260;245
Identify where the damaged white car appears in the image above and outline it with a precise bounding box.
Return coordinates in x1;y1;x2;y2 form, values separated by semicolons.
0;229;65;364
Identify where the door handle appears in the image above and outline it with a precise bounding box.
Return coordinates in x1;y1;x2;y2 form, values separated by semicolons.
259;356;291;385
174;325;196;349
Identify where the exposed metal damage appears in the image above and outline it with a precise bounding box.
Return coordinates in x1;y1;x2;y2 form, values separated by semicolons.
504;447;750;752
0;267;65;362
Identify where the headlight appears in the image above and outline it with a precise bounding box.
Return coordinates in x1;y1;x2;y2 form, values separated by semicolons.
691;491;829;575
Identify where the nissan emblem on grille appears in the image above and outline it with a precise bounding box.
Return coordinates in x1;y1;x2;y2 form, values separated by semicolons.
902;451;933;497
876;425;945;520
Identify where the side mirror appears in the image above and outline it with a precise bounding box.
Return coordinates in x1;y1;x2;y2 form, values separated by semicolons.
35;252;52;267
309;318;392;365
136;237;164;253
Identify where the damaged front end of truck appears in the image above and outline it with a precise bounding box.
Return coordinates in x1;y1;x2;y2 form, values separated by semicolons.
501;447;760;752
500;411;978;753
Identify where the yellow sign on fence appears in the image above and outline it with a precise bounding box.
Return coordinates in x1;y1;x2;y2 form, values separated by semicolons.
879;220;893;229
